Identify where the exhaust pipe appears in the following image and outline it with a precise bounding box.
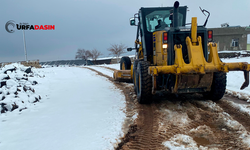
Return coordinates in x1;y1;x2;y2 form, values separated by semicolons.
173;1;179;28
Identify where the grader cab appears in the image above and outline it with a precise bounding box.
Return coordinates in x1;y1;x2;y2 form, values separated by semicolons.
113;1;250;104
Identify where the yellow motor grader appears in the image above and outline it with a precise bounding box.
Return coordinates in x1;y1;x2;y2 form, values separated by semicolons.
113;1;250;104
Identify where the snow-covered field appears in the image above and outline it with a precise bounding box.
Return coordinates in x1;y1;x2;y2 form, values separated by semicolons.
0;64;125;150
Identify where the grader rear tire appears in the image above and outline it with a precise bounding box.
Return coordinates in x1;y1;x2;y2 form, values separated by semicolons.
120;56;131;70
136;61;152;104
204;72;227;101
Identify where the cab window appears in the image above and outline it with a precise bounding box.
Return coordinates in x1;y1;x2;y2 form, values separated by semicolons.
145;10;183;32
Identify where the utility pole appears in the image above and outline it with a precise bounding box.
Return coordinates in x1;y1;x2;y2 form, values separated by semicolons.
22;30;27;61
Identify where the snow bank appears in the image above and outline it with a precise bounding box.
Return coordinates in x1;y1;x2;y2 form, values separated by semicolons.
226;89;250;102
0;63;43;114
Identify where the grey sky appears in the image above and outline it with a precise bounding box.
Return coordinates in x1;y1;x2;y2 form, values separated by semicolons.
1;0;250;62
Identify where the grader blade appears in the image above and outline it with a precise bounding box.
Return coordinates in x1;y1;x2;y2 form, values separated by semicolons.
113;70;132;82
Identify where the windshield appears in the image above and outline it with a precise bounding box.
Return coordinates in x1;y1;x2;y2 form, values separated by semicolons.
145;10;183;32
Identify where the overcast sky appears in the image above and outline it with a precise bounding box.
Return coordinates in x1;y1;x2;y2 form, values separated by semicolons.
1;0;250;62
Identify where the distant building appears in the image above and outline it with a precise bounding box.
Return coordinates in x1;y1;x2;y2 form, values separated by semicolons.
209;26;250;51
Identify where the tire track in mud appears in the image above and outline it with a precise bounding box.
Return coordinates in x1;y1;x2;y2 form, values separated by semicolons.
83;66;250;150
217;99;250;132
187;99;248;149
121;104;166;150
152;96;247;149
145;94;250;149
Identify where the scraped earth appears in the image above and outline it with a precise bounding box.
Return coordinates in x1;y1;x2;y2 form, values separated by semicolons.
84;66;250;150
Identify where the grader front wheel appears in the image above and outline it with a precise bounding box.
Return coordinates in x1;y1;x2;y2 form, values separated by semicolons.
203;72;227;101
136;61;152;104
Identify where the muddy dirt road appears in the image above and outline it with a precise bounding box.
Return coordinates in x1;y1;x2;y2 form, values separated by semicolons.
84;66;250;150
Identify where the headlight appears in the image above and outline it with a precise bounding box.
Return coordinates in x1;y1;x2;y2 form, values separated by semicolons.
162;44;168;49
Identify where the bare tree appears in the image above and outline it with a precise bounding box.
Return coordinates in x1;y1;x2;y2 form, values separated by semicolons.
75;49;85;60
91;49;102;64
107;43;127;62
75;49;93;65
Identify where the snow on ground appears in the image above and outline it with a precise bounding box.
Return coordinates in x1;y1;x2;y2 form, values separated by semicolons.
218;50;250;54
160;108;191;127
163;125;250;149
221;57;250;101
194;100;223;112
227;101;250;116
0;66;126;150
86;66;114;77
99;63;120;70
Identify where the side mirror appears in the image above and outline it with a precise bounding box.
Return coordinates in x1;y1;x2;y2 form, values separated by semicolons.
130;18;136;26
127;48;136;51
127;48;132;51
